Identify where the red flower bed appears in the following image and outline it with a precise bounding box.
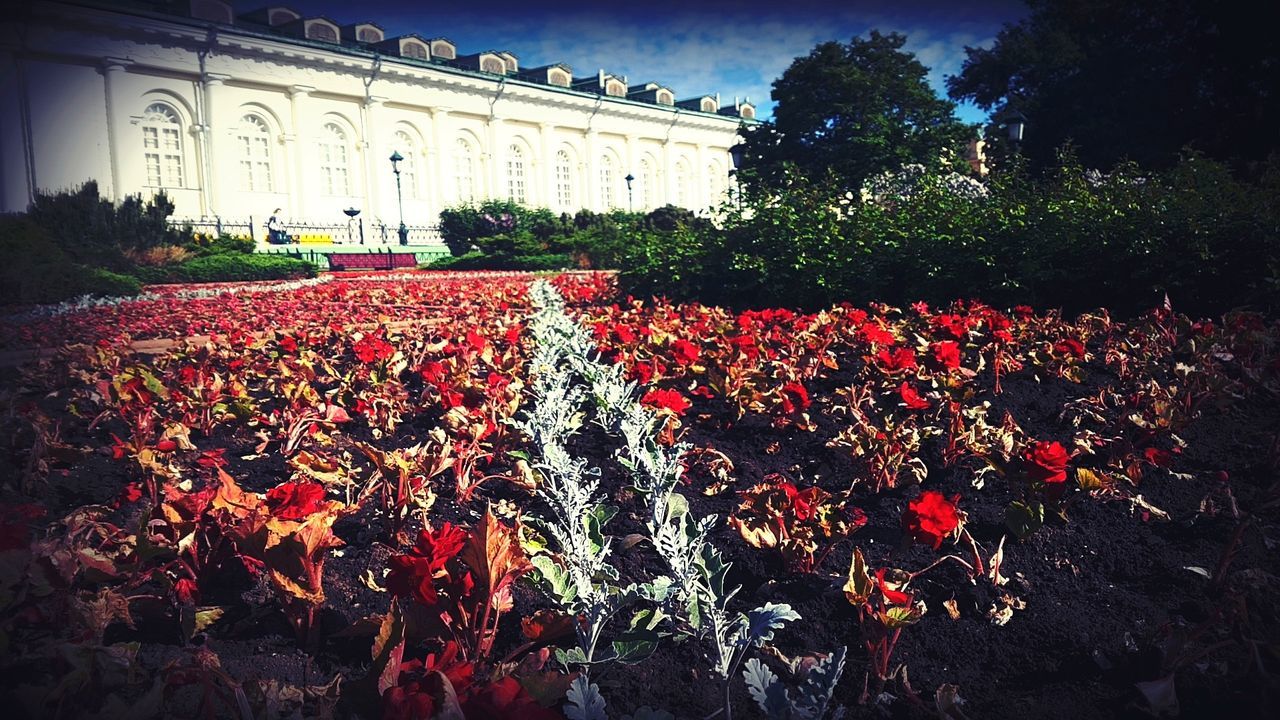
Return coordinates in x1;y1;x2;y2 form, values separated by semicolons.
0;271;1276;718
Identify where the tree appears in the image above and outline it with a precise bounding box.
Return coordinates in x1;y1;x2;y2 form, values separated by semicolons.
947;0;1280;174
737;31;974;192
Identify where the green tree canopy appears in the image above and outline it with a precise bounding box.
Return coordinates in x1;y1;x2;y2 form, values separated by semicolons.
947;0;1280;173
737;31;974;192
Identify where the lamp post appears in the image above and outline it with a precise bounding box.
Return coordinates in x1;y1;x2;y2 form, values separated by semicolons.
389;150;408;246
624;173;634;213
728;144;745;210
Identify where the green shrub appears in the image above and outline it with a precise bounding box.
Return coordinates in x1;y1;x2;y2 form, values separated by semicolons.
185;233;255;256
426;251;572;271
25;181;193;269
162;254;316;283
0;215;143;304
618;153;1280;317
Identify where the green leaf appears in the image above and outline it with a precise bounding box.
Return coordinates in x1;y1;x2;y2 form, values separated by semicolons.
1005;500;1045;539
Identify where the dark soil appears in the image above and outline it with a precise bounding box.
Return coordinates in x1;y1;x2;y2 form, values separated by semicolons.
3;339;1277;720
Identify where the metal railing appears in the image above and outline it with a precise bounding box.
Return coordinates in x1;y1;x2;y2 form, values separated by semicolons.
173;216;444;246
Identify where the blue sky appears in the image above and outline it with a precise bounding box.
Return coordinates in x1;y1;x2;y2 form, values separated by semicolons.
231;0;1027;125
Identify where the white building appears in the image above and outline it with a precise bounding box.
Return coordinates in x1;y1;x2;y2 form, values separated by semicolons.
0;0;756;234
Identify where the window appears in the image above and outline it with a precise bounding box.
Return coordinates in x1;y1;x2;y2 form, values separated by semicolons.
402;41;428;59
482;57;506;74
555;150;574;210
605;80;626;97
657;90;673;106
674;160;690;208
142;103;184;188
306;22;338;43
432;40;456;59
638;159;654;210
454;138;476;202
741;106;755;119
506;143;527;203
707;164;723;207
393;131;417;199
549;70;570;87
701;98;717;112
236;114;273;192
599;154;616;209
358;28;382;43
318;122;350;195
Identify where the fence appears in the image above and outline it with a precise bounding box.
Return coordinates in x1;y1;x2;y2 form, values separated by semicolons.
173;216;443;246
256;245;453;269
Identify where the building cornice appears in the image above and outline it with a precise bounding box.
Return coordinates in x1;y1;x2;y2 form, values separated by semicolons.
29;0;754;137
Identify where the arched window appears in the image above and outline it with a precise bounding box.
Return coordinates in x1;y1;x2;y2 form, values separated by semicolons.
555;150;574;210
318;122;350;196
306;22;337;43
506;143;527;203
392;131;417;199
707;163;723;208
454;138;476;203
674;159;690;208
236;114;273;192
599;154;616;210
638;159;655;210
142;103;185;188
402;41;428;60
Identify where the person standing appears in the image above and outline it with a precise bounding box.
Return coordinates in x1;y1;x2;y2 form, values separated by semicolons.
267;209;286;244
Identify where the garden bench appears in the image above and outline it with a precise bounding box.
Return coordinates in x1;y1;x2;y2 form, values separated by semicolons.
325;252;418;271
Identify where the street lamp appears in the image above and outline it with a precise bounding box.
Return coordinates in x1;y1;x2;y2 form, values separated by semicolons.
389;150;408;246
624;173;634;213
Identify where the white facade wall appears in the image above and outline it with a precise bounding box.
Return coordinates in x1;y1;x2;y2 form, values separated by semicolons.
0;1;749;232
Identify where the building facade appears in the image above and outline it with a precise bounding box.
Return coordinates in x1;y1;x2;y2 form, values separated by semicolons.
0;1;756;233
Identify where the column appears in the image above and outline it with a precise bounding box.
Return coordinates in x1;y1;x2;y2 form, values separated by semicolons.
0;49;32;211
102;57;133;202
486;116;504;201
625;134;639;212
695;143;709;214
427;107;450;212
362;95;386;222
661;140;675;209
584;130;598;211
200;73;230;216
538;122;555;211
287;85;313;218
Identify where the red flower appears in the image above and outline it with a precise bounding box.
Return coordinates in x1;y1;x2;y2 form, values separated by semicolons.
264;481;328;520
354;334;395;363
928;341;962;371
642;388;691;415
1024;441;1070;485
1012;305;1035;320
898;382;930;410
155;439;178;452
780;381;810;414
934;313;969;340
173;578;199;605
875;568;912;605
670;339;700;366
857;321;897;347
614;324;637;345
1143;447;1172;467
875;347;917;374
902;490;960;549
1053;338;1085;358
279;335;298;353
386;523;468;607
462;676;563;720
118;482;144;505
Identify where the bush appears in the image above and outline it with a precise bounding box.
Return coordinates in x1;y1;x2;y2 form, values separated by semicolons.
426;251;572;271
618;153;1280;317
25;181;193;270
185;233;255;257
0;215;142;304
160;254;316;283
